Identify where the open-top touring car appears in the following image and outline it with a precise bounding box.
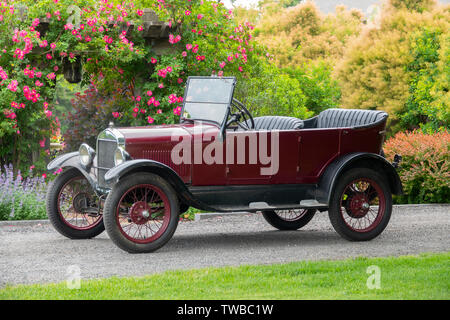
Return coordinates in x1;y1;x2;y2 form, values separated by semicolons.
46;76;402;253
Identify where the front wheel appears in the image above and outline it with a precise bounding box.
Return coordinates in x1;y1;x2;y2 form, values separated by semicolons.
262;209;316;230
103;173;179;253
328;168;392;241
46;168;104;239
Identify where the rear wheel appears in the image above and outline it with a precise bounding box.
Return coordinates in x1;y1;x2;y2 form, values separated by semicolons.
103;173;179;253
328;168;392;241
46;168;104;239
262;209;316;230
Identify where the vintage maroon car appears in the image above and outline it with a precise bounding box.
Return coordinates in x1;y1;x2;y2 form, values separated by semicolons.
46;76;402;253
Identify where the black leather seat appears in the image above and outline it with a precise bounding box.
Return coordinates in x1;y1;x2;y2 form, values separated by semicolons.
317;108;387;128
244;116;304;130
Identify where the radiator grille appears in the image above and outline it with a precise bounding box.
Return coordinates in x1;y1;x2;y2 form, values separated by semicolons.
97;138;117;187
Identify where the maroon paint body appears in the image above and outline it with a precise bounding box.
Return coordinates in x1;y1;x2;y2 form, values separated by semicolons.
118;120;385;187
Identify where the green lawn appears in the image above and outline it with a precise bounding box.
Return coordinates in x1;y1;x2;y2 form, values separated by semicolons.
1;253;449;300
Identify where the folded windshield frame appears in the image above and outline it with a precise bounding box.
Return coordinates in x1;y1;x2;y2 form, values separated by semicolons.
180;76;237;126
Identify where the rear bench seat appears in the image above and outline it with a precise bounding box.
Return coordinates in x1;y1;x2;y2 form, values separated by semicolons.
316;108;387;128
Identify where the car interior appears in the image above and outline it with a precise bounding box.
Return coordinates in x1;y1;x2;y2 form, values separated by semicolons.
240;108;388;131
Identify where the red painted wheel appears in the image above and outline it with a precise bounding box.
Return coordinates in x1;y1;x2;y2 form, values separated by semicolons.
46;168;105;239
103;172;179;253
116;184;171;244
262;209;316;230
328;168;392;241
340;178;385;232
57;176;103;230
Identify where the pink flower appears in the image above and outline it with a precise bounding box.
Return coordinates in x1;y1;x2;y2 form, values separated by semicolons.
177;78;183;84
166;66;173;72
112;112;120;118
137;10;144;16
192;44;199;53
218;71;224;76
46;54;53;60
151;57;157;64
239;66;244;72
197;14;204;20
32;18;40;27
147;116;154;124
136;96;141;102
53;66;59;72
182;51;187;57
47;73;56;80
185;10;191;16
186;44;193;50
39;138;46;148
173;106;182;116
146;90;153;96
7;80;18;92
158;83;164;89
158;69;167;78
29;165;35;171
157;109;162;114
138;26;143;31
219;62;226;69
50;43;56;49
42;173;47;179
154;100;160;107
169;34;181;44
227;55;233;62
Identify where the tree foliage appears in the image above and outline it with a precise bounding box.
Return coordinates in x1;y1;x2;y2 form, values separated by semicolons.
335;0;449;133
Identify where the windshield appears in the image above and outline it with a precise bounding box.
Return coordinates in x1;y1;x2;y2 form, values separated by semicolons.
182;77;236;124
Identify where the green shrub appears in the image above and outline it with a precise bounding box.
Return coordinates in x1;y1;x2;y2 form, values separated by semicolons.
384;130;450;203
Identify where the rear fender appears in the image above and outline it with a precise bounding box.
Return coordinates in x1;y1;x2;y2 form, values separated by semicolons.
316;152;403;205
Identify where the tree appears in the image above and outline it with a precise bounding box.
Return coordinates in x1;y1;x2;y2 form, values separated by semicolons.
335;0;449;133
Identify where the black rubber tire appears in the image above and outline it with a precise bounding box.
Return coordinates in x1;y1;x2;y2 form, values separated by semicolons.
103;172;179;253
262;209;316;230
46;168;105;239
328;167;392;241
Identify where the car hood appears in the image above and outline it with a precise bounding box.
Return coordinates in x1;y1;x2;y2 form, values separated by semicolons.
116;122;219;145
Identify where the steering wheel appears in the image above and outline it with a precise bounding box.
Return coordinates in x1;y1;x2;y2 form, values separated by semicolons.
227;98;255;130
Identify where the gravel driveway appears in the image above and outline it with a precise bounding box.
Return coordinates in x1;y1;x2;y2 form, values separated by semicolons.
0;204;449;287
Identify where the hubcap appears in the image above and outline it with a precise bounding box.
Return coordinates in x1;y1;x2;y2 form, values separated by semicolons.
129;201;150;225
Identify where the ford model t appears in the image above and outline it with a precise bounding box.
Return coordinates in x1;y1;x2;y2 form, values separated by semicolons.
46;76;402;253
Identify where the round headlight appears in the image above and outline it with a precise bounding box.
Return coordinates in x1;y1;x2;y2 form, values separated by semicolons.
114;147;128;166
79;143;95;167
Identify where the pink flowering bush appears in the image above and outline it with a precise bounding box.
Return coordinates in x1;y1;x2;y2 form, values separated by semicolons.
0;0;269;171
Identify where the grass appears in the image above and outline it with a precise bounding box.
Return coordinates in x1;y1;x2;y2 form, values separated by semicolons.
0;253;449;300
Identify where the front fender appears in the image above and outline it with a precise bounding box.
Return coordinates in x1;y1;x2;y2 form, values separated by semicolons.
47;151;79;172
316;152;403;205
104;160;214;212
47;152;97;189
